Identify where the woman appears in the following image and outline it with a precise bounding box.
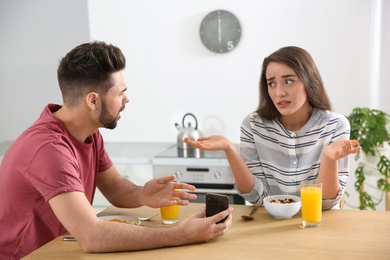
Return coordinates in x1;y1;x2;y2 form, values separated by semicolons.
185;46;360;209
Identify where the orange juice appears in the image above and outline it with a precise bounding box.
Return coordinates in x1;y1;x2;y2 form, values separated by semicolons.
160;204;179;222
300;183;322;227
160;195;180;224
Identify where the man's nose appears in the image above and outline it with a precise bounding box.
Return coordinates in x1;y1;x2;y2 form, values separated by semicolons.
124;93;130;104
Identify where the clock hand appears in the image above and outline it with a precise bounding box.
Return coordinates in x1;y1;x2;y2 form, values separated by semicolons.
218;11;222;45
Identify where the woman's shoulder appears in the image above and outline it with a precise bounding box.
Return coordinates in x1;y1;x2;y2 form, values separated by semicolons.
242;111;271;125
315;109;350;127
242;112;261;128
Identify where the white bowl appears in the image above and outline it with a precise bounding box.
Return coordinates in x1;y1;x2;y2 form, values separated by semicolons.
263;195;301;219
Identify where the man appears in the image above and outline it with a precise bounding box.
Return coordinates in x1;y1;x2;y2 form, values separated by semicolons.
0;41;233;259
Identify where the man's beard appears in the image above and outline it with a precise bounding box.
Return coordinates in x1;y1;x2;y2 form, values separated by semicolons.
99;98;123;130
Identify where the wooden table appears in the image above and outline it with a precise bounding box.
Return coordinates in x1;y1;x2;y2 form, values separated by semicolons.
23;204;390;260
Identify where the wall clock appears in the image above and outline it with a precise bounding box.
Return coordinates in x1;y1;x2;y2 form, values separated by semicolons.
199;10;241;53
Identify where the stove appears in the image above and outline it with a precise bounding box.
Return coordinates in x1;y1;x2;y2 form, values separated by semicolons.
152;145;245;204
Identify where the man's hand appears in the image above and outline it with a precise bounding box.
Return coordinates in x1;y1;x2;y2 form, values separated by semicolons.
178;206;234;243
140;175;197;208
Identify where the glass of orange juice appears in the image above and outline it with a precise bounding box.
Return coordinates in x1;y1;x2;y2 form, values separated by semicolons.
300;183;322;227
160;192;180;224
160;204;179;224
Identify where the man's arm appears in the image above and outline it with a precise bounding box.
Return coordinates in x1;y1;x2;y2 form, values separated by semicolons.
96;165;197;208
48;191;233;252
96;165;143;208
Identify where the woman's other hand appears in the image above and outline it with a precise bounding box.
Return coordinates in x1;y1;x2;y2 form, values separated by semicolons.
323;140;361;161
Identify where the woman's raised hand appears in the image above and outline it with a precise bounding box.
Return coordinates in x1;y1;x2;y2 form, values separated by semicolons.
323;139;361;161
183;135;231;151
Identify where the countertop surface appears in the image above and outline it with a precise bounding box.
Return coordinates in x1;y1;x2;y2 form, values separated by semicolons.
0;141;174;165
0;141;12;162
0;141;236;165
103;142;173;164
23;203;390;260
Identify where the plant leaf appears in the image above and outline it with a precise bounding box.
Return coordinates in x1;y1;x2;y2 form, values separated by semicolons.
377;156;390;177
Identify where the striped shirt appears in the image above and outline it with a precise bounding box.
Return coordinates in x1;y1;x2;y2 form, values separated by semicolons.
237;108;350;210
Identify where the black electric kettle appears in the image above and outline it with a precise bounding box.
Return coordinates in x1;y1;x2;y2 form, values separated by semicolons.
175;113;203;150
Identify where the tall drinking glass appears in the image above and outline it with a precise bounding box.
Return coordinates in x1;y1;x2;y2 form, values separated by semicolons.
300;183;322;227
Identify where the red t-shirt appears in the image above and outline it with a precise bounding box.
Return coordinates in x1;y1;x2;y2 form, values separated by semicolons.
0;104;113;259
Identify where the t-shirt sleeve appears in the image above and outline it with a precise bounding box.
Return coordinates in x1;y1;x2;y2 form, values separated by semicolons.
25;141;85;201
95;130;113;173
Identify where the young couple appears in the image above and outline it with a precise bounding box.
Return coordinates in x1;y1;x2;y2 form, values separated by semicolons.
0;42;359;259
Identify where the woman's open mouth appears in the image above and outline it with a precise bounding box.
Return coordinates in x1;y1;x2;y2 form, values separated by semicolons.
277;101;291;109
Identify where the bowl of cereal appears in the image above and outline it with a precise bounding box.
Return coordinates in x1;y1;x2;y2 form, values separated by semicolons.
263;195;301;219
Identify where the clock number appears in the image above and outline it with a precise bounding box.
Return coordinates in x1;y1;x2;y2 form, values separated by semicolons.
227;41;234;51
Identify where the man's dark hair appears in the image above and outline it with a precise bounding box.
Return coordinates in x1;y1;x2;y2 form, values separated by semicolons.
57;41;126;107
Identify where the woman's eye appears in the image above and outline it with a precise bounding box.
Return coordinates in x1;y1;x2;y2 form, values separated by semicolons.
286;79;293;85
268;82;274;87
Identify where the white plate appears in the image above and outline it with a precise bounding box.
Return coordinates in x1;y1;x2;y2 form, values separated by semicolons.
98;215;141;225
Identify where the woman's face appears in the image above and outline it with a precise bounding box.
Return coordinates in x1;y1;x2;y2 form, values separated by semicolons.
266;62;311;118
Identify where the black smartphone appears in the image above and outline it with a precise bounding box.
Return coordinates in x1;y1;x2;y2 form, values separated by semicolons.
205;193;229;224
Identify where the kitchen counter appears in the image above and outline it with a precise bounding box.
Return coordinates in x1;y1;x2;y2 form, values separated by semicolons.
0;141;12;163
0;141;173;165
22;204;390;260
0;141;174;213
103;142;173;164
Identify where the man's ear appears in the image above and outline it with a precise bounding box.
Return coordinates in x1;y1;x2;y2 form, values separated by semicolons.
85;92;99;110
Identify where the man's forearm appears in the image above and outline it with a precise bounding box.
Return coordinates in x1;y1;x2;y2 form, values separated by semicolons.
103;177;144;208
79;222;186;253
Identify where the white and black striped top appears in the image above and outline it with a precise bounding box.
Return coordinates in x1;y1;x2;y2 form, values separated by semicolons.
237;108;350;210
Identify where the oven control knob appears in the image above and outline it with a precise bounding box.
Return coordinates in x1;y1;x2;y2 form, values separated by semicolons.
214;171;222;179
175;171;182;179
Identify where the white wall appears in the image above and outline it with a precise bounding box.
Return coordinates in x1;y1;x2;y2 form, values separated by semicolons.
379;0;390;109
86;0;390;211
86;0;390;144
1;0;389;210
1;0;389;144
0;0;90;140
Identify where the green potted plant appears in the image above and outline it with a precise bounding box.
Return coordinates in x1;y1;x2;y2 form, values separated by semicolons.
346;107;390;210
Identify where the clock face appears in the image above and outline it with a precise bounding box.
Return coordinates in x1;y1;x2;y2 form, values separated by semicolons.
199;10;241;53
